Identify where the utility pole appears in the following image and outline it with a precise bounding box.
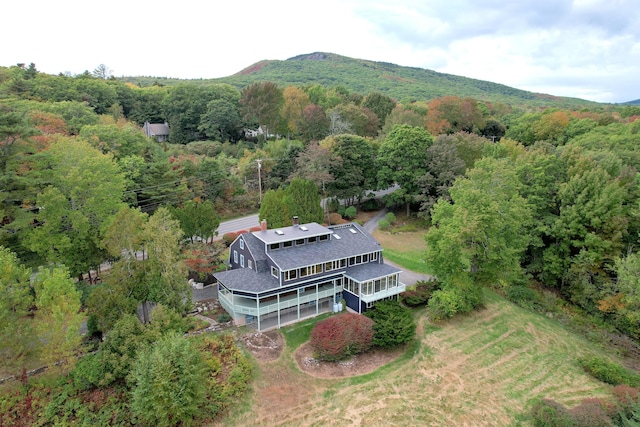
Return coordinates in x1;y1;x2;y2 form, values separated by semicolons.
257;159;263;205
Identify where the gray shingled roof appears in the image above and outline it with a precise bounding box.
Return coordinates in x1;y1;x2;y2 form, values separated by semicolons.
148;123;169;136
267;223;381;271
240;233;268;263
214;268;279;293
344;262;401;282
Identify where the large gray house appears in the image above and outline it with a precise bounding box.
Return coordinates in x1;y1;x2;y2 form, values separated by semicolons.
213;218;405;330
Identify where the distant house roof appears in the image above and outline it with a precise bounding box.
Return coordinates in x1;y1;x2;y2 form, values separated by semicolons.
142;121;170;138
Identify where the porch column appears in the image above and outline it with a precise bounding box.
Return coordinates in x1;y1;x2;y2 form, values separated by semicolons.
315;283;319;314
256;297;261;331
277;293;281;329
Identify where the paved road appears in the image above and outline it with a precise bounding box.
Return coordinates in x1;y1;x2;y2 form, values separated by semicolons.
217;214;259;237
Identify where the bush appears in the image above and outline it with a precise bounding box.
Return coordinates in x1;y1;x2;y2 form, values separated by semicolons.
217;313;231;323
505;285;540;309
384;212;396;224
402;279;441;307
578;356;640;387
365;300;416;348
378;219;390;230
222;232;238;246
329;212;343;224
612;385;640;415
569;398;614;427
530;399;575;427
428;278;482;321
344;206;357;219
249;226;262;232
310;313;374;361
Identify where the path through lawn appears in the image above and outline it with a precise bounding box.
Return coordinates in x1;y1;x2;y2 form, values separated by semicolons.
220;290;613;426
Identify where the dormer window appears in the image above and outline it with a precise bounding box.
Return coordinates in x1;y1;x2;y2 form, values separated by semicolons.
295;238;305;246
283;240;293;248
308;236;317;244
269;243;280;251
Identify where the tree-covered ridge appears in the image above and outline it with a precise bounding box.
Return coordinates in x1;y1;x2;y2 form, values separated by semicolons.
121;52;601;108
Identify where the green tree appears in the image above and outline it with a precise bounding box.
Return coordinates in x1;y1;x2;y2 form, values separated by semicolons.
198;98;242;142
377;124;433;216
240;81;284;139
259;188;291;228
285;178;324;224
162;84;212;143
425;157;532;287
170;199;220;243
143;207;190;317
33;265;83;369
0;247;34;378
365;300;415;348
130;333;208;427
24;138;125;279
325;134;377;205
362;92;396;130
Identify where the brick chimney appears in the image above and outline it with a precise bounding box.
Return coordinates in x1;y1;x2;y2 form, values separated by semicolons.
261;219;267;231
293;216;299;226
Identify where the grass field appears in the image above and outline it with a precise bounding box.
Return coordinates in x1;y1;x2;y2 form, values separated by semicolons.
217;290;615;426
372;224;431;275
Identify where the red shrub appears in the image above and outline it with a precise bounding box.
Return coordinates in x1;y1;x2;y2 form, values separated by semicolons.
236;229;249;235
613;384;640;416
249;226;262;232
222;232;238;246
569;398;615;427
310;313;374;361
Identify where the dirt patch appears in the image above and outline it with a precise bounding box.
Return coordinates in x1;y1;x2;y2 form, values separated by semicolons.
240;330;285;362
293;341;404;379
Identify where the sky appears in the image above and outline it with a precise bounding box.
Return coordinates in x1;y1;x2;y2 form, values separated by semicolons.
3;0;639;103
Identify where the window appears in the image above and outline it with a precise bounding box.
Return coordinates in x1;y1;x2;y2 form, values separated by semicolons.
295;238;305;246
299;264;321;278
319;234;329;241
371;252;378;261
269;243;280;251
362;254;369;263
233;250;238;263
308;236;317;244
325;262;333;272
283;240;293;248
240;239;244;250
339;259;346;268
240;254;245;268
285;269;298;281
271;266;278;278
248;260;253;269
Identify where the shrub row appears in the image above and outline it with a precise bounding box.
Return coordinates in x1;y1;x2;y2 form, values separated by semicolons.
578;356;640;387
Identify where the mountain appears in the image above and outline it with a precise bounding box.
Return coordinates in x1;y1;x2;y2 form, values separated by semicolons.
123;52;599;108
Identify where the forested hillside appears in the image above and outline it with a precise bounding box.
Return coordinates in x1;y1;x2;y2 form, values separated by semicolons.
2;60;640;424
122;52;600;108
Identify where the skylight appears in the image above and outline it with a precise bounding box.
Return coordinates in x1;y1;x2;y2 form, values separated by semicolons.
334;234;341;240
349;228;357;234
299;226;308;231
275;230;284;235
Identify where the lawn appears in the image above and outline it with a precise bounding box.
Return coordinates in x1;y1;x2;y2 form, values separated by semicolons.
371;214;431;275
219;289;615;426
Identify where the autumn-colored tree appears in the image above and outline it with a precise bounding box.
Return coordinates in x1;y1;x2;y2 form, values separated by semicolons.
281;86;311;137
425;96;485;135
298;103;329;141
